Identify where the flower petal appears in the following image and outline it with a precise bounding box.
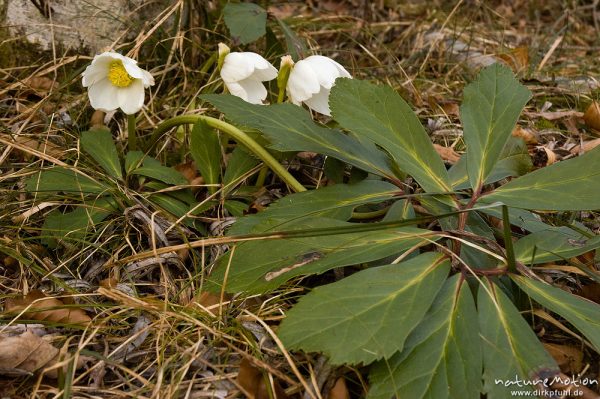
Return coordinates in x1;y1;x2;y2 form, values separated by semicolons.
240;52;278;81
122;57;147;80
304;55;344;89
287;60;320;103
221;53;255;82
82;54;114;87
304;87;332;116
117;79;145;114
237;79;268;104
87;78;119;112
224;81;247;101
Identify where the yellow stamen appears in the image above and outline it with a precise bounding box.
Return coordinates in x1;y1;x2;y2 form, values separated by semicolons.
107;60;134;87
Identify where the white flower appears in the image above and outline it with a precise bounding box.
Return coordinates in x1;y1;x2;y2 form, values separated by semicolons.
220;51;278;104
286;55;351;116
82;52;154;115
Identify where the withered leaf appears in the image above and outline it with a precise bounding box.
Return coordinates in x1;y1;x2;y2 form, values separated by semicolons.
0;331;58;376
5;290;91;326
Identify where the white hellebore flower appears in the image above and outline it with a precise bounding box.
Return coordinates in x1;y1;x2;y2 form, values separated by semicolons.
287;55;351;116
220;50;278;104
82;52;154;115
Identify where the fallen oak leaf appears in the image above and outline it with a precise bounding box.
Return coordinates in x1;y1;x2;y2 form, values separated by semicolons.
5;290;91;326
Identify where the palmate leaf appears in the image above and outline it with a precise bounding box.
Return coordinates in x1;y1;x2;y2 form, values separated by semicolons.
202;94;398;180
460;64;532;191
229;180;400;234
330;79;451;194
368;275;481;399
512;275;600;352
482;146;600;210
278;252;450;365
209;218;437;294
478;280;559;398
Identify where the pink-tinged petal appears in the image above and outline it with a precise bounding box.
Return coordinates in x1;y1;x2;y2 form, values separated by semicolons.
117;79;145;114
237;79;268;104
221;53;254;82
87;78;119;111
287;60;320;103
304;87;332;116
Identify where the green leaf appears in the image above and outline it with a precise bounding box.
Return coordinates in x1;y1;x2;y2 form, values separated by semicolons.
223;2;267;45
229;180;399;235
190;119;222;194
482;146;600;210
460;64;531;190
368;275;481;399
131;156;188;186
80;127;123;180
209;218;438;293
202;94;398;180
449;137;531;189
330;79;451;193
278;252;450;364
26;168;107;195
41;197;117;247
515;229;600;264
512;275;600;352
125;151;144;174
478;280;558;398
223;146;260;189
276;17;306;61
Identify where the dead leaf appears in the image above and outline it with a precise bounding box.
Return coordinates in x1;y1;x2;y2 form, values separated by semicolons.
512;126;538;144
175;161;198;183
584;101;600;132
532;147;557;167
0;134;63;159
328;377;350;399
5;290;91;326
578;283;600;304
497;46;529;73
24;76;58;95
238;358;288;399
433;144;460;164
0;331;58;376
571;138;600;155
544;343;583;374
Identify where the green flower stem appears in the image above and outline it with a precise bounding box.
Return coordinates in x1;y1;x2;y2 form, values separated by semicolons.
148;115;306;193
127;114;137;151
